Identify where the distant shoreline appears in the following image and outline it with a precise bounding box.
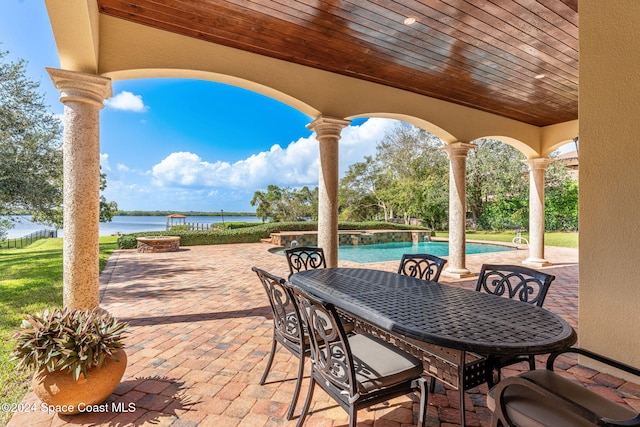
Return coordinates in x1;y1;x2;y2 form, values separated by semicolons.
4;214;261;239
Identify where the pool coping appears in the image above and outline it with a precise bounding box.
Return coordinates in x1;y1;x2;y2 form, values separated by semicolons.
268;229;434;248
267;229;520;251
268;233;521;264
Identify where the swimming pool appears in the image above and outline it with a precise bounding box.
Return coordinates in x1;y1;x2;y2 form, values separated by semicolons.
338;241;514;263
274;240;515;264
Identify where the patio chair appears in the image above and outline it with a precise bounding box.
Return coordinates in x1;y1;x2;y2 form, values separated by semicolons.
476;264;556;385
487;347;640;426
397;253;447;282
291;285;428;427
252;267;306;420
285;246;326;278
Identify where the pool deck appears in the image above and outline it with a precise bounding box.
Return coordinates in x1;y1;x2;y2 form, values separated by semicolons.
7;242;640;427
268;229;434;248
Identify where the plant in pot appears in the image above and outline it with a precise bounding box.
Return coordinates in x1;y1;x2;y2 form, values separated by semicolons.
12;307;129;414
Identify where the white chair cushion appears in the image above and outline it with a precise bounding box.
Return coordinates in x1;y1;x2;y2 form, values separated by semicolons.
348;333;423;393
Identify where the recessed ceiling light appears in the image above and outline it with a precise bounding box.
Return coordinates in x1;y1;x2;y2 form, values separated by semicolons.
534;74;546;79
403;17;417;25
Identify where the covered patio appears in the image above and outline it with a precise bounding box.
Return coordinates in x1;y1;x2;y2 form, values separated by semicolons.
25;3;640;426
8;243;639;427
41;1;640;378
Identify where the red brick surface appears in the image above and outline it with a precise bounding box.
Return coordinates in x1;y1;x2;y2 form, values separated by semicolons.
7;243;637;427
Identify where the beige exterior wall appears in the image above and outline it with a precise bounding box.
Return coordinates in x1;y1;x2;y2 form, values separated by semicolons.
580;0;640;373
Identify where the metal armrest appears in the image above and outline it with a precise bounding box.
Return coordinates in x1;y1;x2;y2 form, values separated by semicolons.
547;347;640;377
491;347;640;427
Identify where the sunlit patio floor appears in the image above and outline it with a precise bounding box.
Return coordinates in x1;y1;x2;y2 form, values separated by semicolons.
8;242;640;427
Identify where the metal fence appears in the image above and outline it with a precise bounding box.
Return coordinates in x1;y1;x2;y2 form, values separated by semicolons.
1;229;58;249
167;222;223;231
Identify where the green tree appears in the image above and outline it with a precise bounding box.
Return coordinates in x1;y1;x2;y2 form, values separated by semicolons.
0;51;62;239
250;187;273;222
0;51;118;239
99;171;118;223
466;139;529;230
360;124;448;223
466;140;578;231
413;175;449;229
250;184;317;222
342;124;448;225
295;186;318;221
252;124;578;233
545;156;578;231
30;167;118;229
409;134;448;228
339;156;387;221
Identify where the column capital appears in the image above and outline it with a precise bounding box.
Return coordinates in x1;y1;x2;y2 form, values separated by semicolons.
441;141;476;158
523;157;555;171
47;68;112;108
307;116;351;138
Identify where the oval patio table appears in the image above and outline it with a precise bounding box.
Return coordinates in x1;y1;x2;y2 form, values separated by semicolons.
290;267;577;426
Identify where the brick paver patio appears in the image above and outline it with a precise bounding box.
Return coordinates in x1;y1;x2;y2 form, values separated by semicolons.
7;242;640;426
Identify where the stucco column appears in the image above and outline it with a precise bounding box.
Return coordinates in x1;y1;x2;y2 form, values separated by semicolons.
307;116;351;267
47;68;112;310
441;142;475;277
523;158;553;267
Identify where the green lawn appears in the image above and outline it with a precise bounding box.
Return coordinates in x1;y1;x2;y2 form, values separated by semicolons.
0;236;118;426
434;231;579;248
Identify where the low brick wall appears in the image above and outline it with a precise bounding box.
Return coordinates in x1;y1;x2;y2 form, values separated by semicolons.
136;236;180;253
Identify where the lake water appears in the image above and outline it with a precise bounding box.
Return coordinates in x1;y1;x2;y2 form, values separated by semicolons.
3;215;262;239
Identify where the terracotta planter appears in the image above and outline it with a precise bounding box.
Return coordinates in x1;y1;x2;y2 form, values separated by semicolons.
32;349;127;415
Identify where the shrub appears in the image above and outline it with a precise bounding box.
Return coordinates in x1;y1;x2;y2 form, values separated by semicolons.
116;221;428;248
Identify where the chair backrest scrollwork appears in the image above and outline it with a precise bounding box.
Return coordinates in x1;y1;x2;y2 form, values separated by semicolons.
398;253;447;282
291;286;357;397
252;267;304;350
285;246;327;278
476;264;555;307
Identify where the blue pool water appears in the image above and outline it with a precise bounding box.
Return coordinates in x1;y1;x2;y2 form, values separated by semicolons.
276;241;514;263
338;241;513;263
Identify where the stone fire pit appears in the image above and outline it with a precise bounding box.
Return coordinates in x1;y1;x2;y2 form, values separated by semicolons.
136;236;180;253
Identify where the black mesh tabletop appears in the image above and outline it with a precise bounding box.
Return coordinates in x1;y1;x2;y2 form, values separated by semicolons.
290;268;577;356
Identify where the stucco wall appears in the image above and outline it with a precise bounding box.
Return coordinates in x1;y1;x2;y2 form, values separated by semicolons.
579;0;640;372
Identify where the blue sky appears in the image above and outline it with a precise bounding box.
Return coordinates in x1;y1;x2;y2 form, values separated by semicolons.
1;0;395;213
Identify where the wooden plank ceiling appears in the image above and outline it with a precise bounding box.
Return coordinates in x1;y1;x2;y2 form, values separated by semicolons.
98;0;578;127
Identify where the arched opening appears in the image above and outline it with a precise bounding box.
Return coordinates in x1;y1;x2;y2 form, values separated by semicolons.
100;78;316;213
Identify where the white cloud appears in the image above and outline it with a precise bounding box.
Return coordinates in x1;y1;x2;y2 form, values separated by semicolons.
113;162;149;175
104;91;149;113
100;153;111;171
117;163;131;173
338;118;397;171
150;118;399;191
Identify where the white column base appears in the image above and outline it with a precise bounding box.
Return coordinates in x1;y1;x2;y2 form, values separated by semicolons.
442;267;475;279
523;258;552;268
